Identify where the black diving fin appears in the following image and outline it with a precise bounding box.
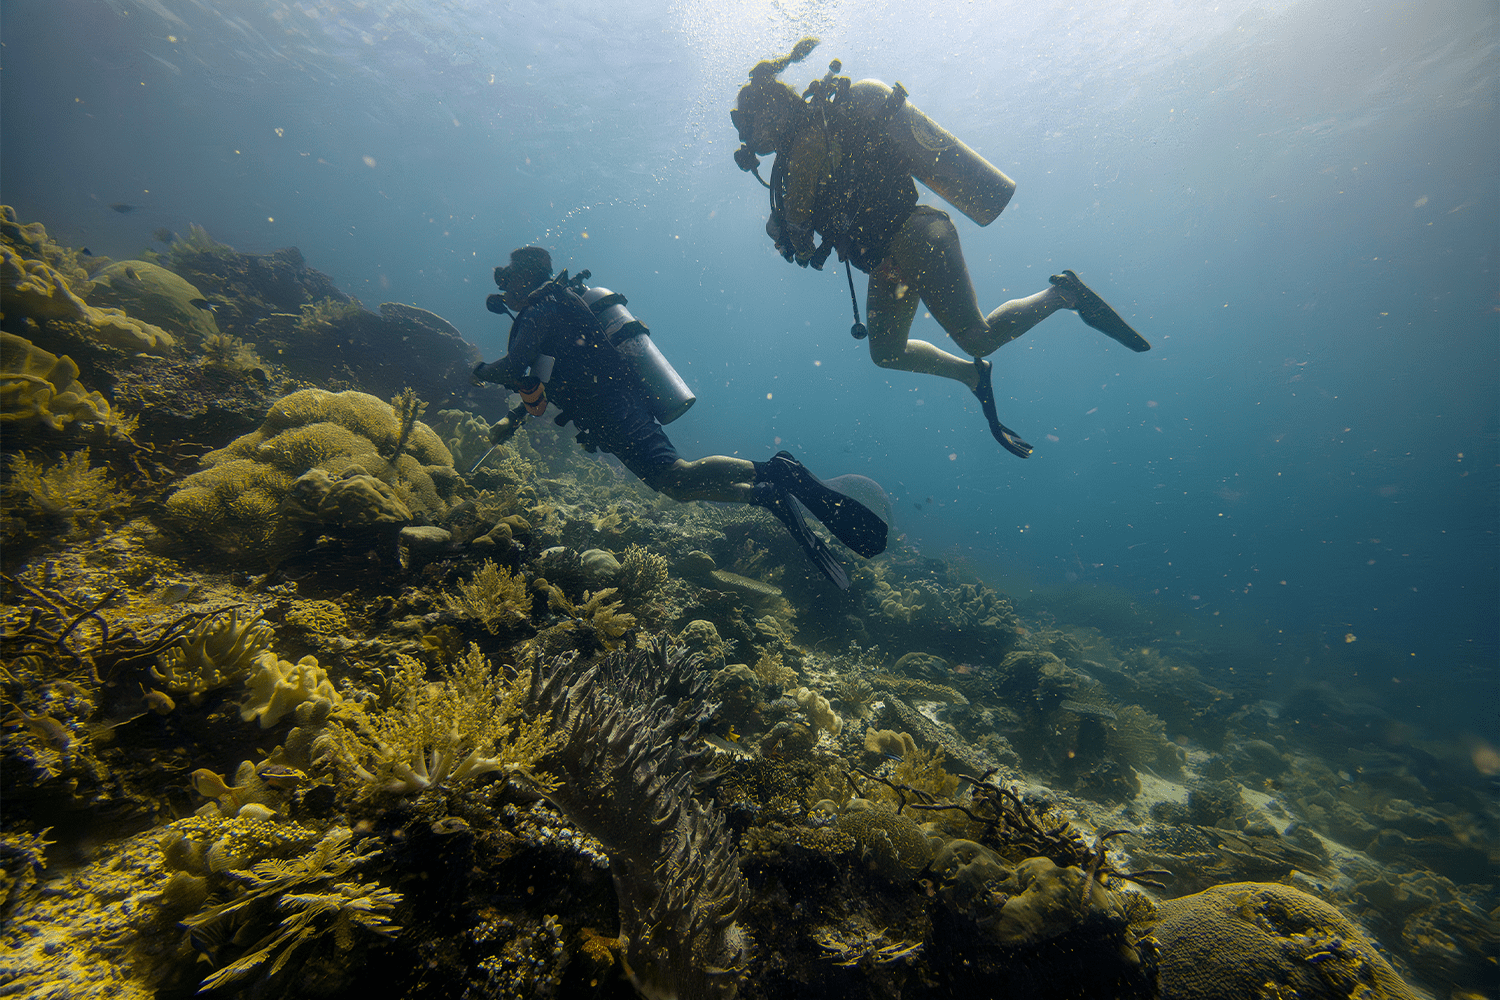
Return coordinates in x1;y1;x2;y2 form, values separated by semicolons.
972;360;1033;459
757;452;888;557
1050;270;1150;353
751;483;849;590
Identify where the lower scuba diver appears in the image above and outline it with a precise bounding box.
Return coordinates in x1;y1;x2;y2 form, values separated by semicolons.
472;245;890;590
730;38;1151;459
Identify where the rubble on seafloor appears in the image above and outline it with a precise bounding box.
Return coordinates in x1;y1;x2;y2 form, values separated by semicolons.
3;207;1495;1000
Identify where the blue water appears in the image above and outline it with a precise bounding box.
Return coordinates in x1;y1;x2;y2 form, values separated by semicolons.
3;0;1495;735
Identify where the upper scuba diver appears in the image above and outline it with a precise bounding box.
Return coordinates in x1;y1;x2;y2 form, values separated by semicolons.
731;38;1151;459
473;246;890;590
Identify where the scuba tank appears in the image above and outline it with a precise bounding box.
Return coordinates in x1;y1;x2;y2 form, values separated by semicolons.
843;78;1016;227
580;286;696;424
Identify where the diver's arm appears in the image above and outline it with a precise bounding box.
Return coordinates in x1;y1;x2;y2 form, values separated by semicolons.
781;127;833;263
473;311;544;388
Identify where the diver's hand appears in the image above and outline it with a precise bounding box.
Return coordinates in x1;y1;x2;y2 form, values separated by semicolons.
490;416;521;445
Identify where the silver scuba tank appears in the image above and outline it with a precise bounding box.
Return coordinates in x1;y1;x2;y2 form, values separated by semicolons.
580;286;696;424
844;78;1017;227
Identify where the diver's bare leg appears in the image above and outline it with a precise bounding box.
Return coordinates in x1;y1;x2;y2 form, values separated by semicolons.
654;456;756;503
865;261;980;387
973;286;1072;354
889;207;1073;358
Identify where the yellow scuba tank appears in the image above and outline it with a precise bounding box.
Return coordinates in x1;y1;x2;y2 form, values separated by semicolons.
844;79;1016;227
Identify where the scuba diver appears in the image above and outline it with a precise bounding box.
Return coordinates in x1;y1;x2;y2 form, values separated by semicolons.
731;38;1151;459
473;245;889;589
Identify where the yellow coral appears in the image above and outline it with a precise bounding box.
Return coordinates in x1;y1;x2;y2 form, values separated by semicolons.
326;645;560;796
616;543;668;599
576;588;636;650
3;448;125;538
444;559;530;633
87;259;220;345
239;652;343;729
201;333;261;370
864;729;918;758
151;608;277;705
282;600;349;637
788;686;842;738
1;246;175;351
1;332;136;438
752;650;799;690
162;388;458;561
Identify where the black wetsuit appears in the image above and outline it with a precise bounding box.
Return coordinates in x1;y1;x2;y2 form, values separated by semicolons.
478;281;680;487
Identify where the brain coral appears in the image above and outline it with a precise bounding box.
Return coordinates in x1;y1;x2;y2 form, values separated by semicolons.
837;799;934;884
163;388;458;561
1156;882;1422;1000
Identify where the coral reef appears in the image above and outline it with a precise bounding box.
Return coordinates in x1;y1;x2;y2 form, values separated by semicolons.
1;208;1485;1000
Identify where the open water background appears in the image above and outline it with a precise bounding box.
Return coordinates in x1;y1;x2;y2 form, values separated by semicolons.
2;0;1495;739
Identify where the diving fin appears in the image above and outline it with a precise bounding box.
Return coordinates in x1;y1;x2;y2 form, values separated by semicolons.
757;452;888;557
972;360;1033;459
1050;270;1150;353
751;483;850;590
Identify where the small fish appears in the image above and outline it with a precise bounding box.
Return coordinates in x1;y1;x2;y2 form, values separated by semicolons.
80;247;93;256
109;202;137;214
152;227;177;243
139;683;176;715
159;581;197;604
255;763;306;790
188;298;220;312
122;266;141;282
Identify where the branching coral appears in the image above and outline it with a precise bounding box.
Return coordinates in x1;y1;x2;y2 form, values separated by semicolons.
173;824;401;992
3;448;127;539
325;644;559;797
200;332;262;371
526;639;748;1000
165;222;233;265
294;296;365;335
150;607;276;705
386;386;427;461
616;543;668;600
444;559;531;633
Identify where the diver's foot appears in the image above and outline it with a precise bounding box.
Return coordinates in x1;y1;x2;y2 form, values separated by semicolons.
1050;270;1151;352
749;482;850;589
971;360;1033;459
760;452;888;557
